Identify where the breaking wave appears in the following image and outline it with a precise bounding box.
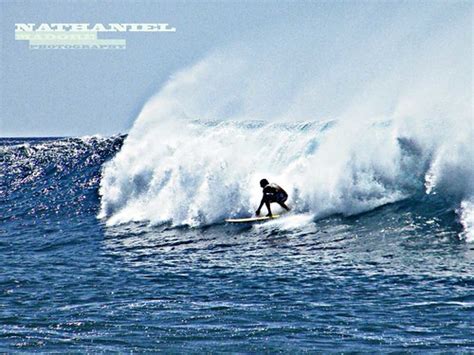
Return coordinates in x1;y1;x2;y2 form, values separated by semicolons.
98;3;473;240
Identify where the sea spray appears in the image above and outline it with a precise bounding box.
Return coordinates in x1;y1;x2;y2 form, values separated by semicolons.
99;3;472;238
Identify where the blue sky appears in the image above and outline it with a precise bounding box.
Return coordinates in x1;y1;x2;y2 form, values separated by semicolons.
0;0;471;137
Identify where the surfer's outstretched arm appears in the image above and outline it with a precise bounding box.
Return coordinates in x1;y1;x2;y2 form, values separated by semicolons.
256;198;265;216
256;195;272;217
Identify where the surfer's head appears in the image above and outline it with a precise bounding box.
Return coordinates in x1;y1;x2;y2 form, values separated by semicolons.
260;178;269;188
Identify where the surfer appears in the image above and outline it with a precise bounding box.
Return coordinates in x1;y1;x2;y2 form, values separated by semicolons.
256;179;290;217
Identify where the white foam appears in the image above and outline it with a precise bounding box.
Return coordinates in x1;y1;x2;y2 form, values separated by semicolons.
98;6;473;239
253;213;317;232
458;201;474;243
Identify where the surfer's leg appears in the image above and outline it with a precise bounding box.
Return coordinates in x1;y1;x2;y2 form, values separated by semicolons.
276;193;290;211
278;202;290;211
264;199;272;217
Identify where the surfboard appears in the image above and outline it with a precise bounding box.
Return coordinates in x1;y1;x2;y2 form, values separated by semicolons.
225;215;280;223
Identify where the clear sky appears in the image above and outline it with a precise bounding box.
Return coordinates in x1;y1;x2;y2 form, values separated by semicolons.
0;0;471;137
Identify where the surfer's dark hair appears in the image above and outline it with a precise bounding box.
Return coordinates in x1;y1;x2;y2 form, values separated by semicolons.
260;179;269;187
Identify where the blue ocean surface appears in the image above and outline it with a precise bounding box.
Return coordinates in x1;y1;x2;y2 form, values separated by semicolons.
1;136;473;352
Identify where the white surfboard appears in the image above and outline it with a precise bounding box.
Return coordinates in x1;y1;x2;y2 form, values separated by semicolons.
225;215;280;223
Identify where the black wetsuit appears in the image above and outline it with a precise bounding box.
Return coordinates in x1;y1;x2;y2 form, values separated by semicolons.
263;183;288;203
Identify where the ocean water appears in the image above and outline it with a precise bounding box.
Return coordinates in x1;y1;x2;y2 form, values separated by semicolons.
2;134;473;352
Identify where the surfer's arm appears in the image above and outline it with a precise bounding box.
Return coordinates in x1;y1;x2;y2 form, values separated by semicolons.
256;198;265;216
